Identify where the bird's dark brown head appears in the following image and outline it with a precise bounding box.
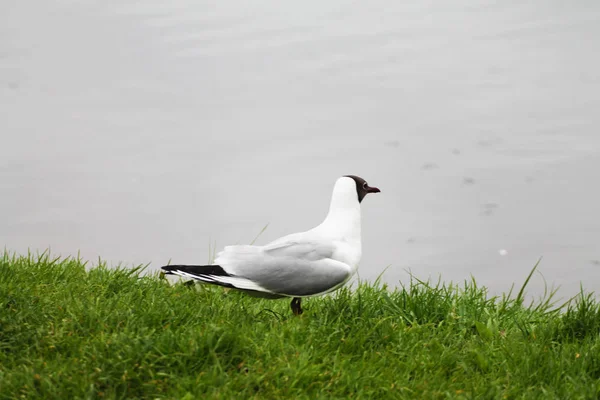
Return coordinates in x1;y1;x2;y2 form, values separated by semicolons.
344;175;381;203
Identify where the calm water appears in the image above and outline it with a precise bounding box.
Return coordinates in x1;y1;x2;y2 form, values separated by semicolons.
2;1;600;298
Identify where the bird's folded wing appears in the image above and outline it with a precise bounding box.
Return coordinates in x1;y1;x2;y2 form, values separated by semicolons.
215;240;352;296
262;239;335;260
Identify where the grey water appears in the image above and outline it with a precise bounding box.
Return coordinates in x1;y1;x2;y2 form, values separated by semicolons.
2;1;600;298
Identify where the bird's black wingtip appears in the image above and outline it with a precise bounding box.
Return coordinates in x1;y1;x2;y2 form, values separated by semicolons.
161;265;177;274
160;264;230;276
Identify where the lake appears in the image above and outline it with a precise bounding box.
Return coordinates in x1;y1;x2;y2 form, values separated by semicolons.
2;0;599;299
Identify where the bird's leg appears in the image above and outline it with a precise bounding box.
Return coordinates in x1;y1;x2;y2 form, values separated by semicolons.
291;297;303;316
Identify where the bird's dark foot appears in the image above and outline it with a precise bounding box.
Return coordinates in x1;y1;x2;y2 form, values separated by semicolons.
183;280;196;287
291;297;303;316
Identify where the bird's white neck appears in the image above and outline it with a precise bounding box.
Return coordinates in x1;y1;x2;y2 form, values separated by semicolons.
315;178;362;244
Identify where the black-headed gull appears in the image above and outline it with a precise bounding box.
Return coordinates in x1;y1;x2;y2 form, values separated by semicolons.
162;175;380;315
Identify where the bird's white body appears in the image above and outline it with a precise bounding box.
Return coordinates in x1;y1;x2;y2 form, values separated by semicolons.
164;176;377;300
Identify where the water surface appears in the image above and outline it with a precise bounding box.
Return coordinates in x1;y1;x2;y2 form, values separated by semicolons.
2;1;600;298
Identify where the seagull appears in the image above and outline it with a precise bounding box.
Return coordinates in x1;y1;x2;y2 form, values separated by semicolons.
161;175;380;315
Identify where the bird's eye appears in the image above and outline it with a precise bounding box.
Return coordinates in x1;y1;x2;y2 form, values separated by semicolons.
362;182;368;189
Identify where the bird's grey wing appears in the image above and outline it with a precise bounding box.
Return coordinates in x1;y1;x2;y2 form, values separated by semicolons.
215;241;352;297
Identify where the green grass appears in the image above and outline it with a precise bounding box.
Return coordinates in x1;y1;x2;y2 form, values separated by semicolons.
1;252;600;399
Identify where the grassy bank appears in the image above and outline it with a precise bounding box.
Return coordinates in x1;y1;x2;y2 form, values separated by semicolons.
1;253;599;399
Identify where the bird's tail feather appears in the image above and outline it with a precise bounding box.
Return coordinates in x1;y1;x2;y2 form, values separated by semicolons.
161;264;277;296
162;264;230;277
162;264;235;288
